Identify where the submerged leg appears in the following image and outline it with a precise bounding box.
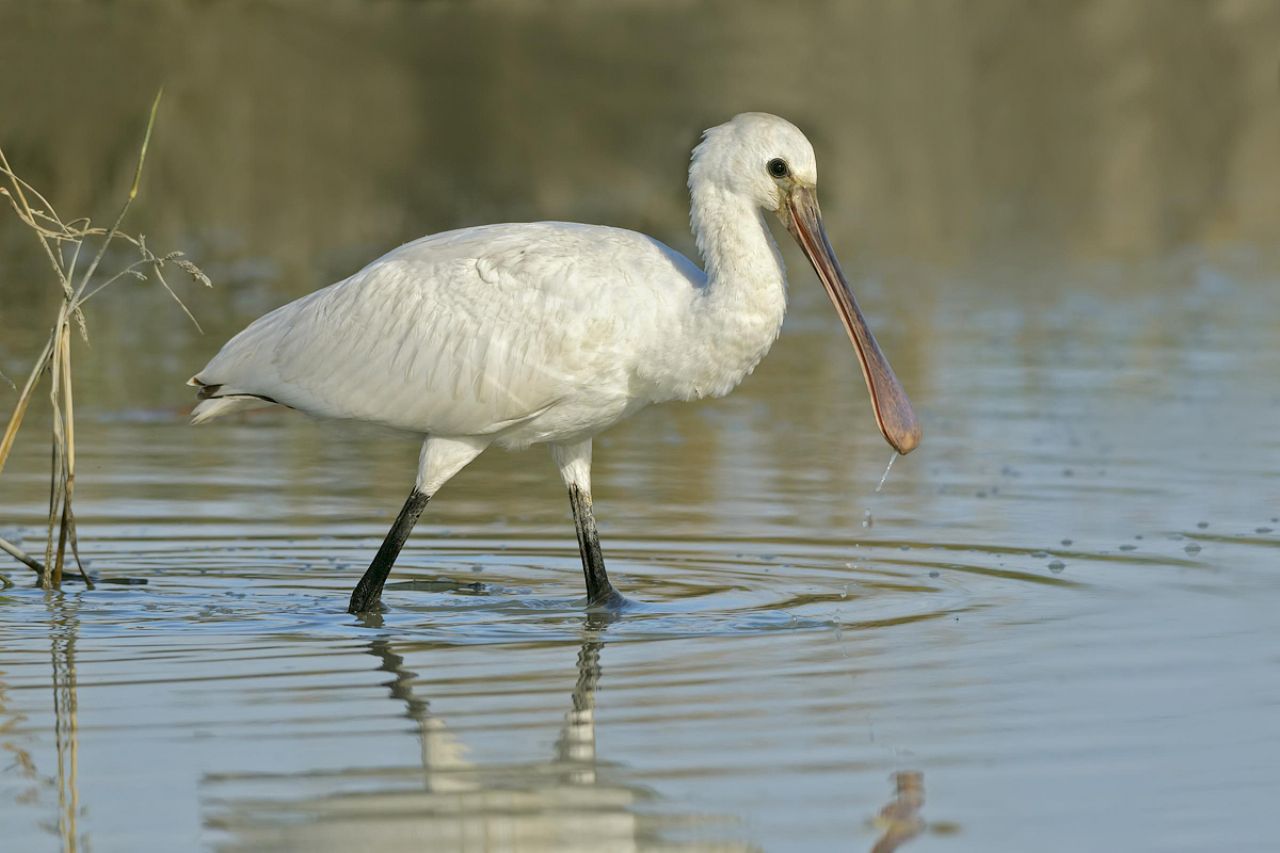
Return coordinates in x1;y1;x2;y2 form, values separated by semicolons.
552;439;621;606
348;489;430;614
348;435;489;614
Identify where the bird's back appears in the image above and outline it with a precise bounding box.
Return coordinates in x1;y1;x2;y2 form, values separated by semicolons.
191;222;705;439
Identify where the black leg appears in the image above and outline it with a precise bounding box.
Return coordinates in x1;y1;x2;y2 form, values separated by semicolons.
567;484;622;606
349;489;431;613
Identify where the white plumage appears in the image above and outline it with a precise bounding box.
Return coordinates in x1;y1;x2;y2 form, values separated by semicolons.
192;222;769;445
190;113;920;613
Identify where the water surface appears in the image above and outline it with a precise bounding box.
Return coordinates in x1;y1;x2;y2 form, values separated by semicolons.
2;3;1280;851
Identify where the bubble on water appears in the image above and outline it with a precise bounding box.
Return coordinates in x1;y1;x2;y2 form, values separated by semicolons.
1048;560;1066;573
928;571;940;578
1185;543;1202;554
1197;521;1209;529
1256;527;1273;534
1119;544;1138;551
1060;538;1073;546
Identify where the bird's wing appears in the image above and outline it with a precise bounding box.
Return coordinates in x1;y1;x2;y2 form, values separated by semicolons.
193;223;703;435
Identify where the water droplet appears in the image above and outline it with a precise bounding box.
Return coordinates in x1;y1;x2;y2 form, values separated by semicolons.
1060;538;1073;546
1030;550;1048;558
875;452;898;493
1197;521;1209;529
1048;560;1065;573
1256;527;1273;534
1119;544;1137;551
862;509;874;528
1184;543;1202;554
928;570;940;578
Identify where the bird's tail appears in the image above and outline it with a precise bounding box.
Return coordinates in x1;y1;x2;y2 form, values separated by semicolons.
190;396;263;424
187;376;279;424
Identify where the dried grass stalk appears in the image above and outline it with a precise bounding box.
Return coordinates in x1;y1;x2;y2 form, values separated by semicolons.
0;90;210;588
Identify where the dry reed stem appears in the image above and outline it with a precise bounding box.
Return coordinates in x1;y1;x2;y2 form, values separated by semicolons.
0;89;204;587
0;534;43;574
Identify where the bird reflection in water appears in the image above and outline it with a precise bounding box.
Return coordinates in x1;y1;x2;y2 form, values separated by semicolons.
204;613;755;852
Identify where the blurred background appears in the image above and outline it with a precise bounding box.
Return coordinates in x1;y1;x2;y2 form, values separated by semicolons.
2;0;1277;384
3;0;1279;401
2;3;1279;852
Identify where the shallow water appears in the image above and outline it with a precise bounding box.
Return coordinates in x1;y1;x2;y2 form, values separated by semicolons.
5;261;1279;851
3;3;1280;852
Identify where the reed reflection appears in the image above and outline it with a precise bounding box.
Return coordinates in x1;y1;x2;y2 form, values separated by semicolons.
48;595;85;853
0;593;85;851
0;643;39;815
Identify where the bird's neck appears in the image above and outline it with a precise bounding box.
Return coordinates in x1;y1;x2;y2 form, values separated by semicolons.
675;183;788;399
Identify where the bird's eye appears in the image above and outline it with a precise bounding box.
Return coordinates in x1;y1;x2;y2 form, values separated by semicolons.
767;158;790;179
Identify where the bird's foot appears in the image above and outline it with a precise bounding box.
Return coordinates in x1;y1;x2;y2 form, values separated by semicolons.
585;586;632;612
347;588;386;615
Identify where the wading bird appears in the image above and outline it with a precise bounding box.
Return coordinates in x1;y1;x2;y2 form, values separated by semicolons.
189;113;921;614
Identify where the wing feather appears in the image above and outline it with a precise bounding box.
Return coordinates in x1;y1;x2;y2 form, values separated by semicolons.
192;223;703;435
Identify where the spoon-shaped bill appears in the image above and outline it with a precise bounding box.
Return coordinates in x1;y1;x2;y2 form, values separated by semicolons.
783;187;921;454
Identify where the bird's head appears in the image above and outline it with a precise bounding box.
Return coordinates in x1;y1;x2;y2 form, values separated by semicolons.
691;113;921;455
690;112;819;211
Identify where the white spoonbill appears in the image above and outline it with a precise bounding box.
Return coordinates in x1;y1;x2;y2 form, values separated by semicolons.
189;112;921;614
